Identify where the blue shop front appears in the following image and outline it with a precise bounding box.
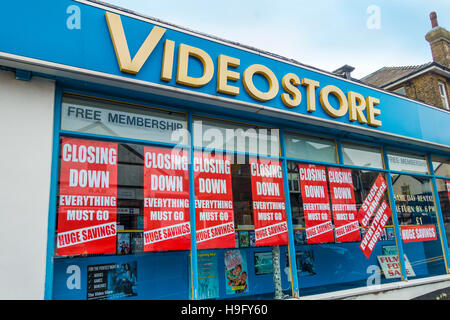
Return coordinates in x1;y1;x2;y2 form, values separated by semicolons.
1;0;449;300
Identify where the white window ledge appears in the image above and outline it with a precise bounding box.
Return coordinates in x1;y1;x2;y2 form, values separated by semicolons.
293;273;450;300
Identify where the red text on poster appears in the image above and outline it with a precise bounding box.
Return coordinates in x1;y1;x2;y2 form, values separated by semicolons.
358;174;388;228
328;167;360;242
298;164;334;244
143;146;191;251
360;200;392;258
194;151;235;249
250;157;288;246
57;138;118;255
400;225;437;243
377;254;416;279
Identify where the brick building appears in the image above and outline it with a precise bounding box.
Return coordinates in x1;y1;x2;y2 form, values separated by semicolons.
361;12;450;111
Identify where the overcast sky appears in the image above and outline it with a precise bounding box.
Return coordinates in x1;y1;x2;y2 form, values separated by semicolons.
104;0;449;79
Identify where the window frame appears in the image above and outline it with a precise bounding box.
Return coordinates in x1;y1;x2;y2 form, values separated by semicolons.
341;141;385;170
283;130;339;165
438;81;449;111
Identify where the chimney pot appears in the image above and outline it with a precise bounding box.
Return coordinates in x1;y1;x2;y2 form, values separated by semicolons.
430;12;438;28
332;64;355;80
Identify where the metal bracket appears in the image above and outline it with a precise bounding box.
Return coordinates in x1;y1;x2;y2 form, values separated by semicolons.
15;69;31;81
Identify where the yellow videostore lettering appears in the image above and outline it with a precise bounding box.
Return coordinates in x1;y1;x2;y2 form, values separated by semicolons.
105;12;382;127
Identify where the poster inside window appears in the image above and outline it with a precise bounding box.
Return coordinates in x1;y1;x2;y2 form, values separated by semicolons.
143;146;191;251
288;161;400;296
250;157;289;246
57;137;118;256
194;150;236;249
297;163;334;244
392;173;447;278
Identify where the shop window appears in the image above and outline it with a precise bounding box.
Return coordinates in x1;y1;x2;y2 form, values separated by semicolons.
197;154;291;299
342;142;383;169
54;110;293;300
387;150;429;174
432;157;450;178
230;157;254;229
436;178;450;261
61;95;188;145
288;161;400;296
191;117;292;300
53;137;191;299
192;116;280;158
392;174;447;278
284;132;337;164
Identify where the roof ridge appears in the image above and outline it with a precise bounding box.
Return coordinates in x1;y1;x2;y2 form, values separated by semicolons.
383;62;433;70
360;62;433;81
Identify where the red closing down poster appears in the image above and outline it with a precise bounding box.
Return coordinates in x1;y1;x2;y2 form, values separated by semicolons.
194;151;235;249
57;138;118;256
298;164;334;244
360;200;392;258
328;167;360;242
143;146;191;251
250;157;288;246
358;174;388;228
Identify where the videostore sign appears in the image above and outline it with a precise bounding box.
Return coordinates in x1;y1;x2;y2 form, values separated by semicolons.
250;157;288;246
143;146;191;251
194;152;235;249
57;138;118;256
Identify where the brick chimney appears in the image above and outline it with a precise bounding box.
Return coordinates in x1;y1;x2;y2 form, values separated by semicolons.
425;12;450;68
